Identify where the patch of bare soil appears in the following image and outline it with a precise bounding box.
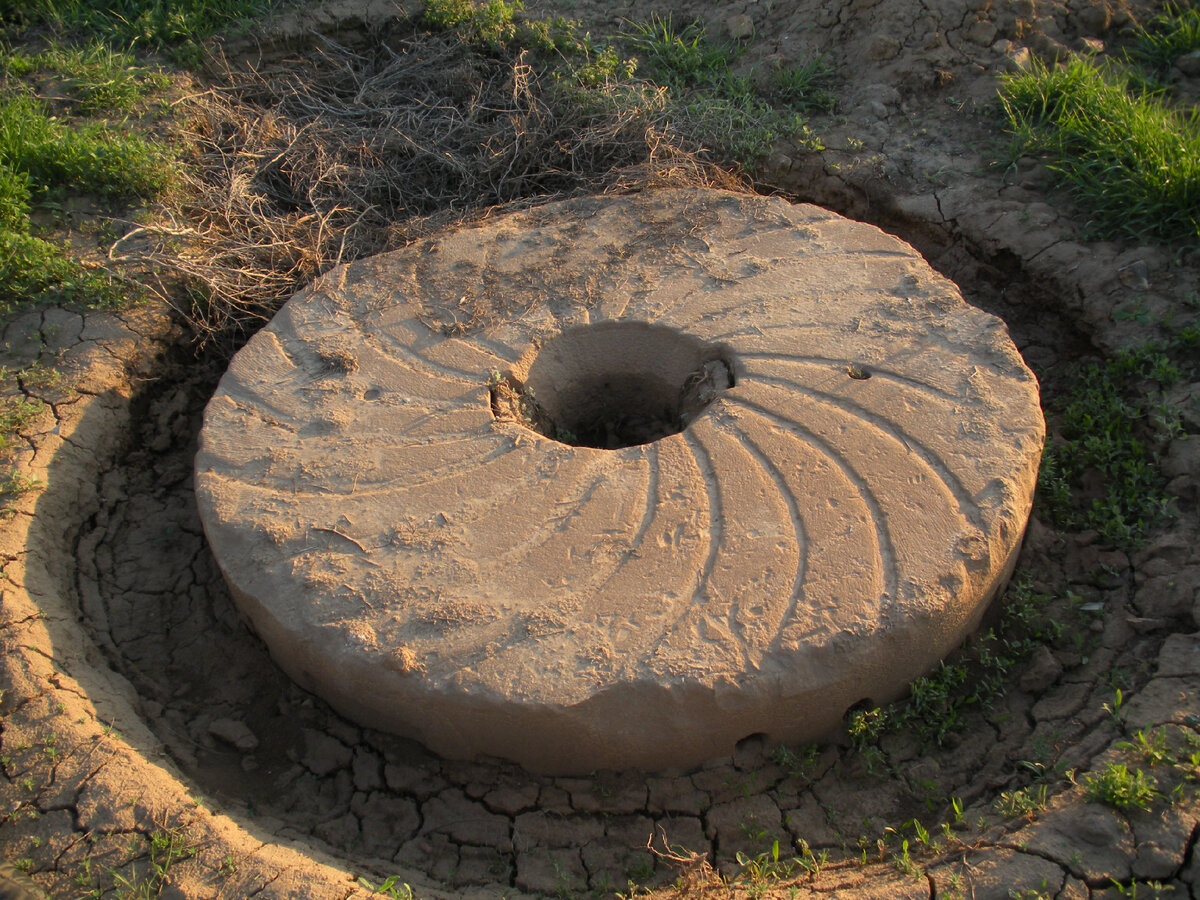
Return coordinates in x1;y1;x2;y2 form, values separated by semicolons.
2;0;1200;897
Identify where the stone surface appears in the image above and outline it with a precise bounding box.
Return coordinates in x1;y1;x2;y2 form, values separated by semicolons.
195;188;1044;773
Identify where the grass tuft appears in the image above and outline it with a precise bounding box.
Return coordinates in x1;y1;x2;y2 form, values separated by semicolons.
999;56;1200;243
1084;762;1159;812
624;14;733;90
1128;1;1200;75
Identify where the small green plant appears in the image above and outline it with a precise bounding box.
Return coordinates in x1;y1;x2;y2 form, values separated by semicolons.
847;705;888;750
1107;878;1176;898
902;660;971;744
0;396;45;451
1104;688;1126;725
771;742;821;779
572;44;638;88
735;835;828;889
1120;728;1174;766
794;839;828;876
0;393;48;509
995;784;1049;819
358;875;415;899
1009;885;1053;900
892;838;922;877
1084;762;1159;812
847;577;1058;752
104;828;196;899
0;471;44;513
940;870;965;899
736;838;794;883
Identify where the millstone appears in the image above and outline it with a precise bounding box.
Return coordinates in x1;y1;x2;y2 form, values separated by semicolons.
195;188;1045;774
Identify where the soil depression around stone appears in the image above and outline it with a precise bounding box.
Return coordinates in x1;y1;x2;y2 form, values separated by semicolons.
195;188;1045;774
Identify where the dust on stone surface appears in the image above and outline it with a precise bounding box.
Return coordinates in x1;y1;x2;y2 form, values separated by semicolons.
2;0;1200;895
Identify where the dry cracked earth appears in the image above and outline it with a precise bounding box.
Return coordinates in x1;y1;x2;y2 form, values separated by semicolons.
2;0;1200;897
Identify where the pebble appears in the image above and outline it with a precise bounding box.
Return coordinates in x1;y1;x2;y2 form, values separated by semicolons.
208;717;260;751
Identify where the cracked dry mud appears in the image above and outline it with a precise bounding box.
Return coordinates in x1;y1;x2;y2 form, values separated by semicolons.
2;0;1200;897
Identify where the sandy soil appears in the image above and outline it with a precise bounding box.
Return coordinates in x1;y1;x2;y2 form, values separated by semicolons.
1;0;1199;897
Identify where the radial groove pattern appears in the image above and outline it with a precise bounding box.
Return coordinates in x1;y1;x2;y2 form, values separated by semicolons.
196;188;1045;773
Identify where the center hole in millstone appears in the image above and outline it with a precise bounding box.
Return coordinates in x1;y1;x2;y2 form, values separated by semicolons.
490;321;736;449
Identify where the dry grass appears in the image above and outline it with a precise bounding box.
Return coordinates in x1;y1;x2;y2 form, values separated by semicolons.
111;28;745;342
648;827;727;897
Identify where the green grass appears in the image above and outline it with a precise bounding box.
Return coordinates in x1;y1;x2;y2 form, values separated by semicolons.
999;56;1200;243
0;0;277;61
0;165;81;310
624;14;831;112
624;14;734;90
0;95;173;198
422;0;521;50
1128;2;1200;75
1;42;170;113
421;1;831;167
1037;344;1183;547
622;15;829;163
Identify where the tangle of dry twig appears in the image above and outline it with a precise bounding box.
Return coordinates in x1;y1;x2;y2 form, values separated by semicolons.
112;26;745;343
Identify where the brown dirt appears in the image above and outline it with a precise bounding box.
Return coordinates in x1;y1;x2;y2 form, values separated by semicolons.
2;0;1199;897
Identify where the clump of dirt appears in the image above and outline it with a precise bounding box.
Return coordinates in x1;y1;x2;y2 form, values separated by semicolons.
490;373;560;437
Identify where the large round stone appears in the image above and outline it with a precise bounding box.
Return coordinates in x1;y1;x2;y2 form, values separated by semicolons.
195;189;1044;774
